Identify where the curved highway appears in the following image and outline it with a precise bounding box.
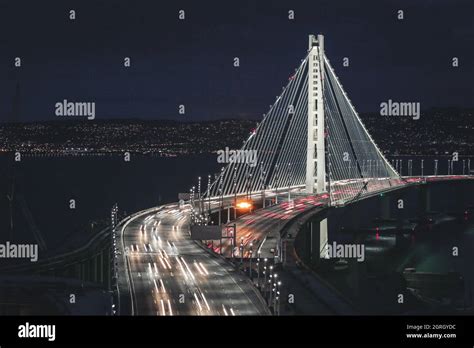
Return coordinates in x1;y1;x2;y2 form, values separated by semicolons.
119;204;268;316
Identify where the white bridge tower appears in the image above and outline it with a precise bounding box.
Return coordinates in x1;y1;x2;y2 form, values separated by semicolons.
306;34;327;194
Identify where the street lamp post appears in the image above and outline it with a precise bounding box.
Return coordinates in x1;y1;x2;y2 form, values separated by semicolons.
110;203;118;229
198;176;201;215
230;224;236;260
274;164;279;204
218;167;224;226
249;173;253;203
190;187;194;223
263;259;269;298
257;252;261;288
240;237;244;267
207;174;211;219
233;167;237;220
263;265;266;291
273;274;279;313
276;280;281;315
267;265;274;305
287;163;291;202
268;274;273;305
245;164;249;200
230;229;234;260
249;243;253;281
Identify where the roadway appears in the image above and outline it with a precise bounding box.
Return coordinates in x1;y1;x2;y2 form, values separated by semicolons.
216;175;472;259
209;177;403;259
119;204;268;316
218;194;328;259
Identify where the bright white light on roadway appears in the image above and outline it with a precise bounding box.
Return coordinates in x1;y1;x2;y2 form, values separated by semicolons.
199;262;209;275
175;256;189;280
201;293;211;312
194;262;205;276
164;258;172;270
160;299;166;316
159;257;167;269
181;257;195;280
193;293;202;312
160;279;166;293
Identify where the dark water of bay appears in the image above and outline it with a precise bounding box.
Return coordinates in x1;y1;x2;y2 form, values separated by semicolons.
0;154;219;255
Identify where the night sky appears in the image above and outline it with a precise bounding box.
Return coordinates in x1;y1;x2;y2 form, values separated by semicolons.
0;0;473;122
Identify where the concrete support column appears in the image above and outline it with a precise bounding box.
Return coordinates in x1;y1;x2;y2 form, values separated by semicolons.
319;218;328;259
380;195;391;220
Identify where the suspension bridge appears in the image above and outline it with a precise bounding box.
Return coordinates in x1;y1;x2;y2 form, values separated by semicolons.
4;35;471;316
183;34;468;261
205;34;401;207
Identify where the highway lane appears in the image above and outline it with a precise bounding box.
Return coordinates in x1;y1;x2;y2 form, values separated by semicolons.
200;181;393;259
118;176;470;315
219;194;328;259
121;205;268;316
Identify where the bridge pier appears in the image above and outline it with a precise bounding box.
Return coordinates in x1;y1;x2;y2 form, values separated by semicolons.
92;256;97;283
99;252;104;284
417;184;431;217
380;194;391;220
88;259;93;282
299;210;330;266
395;193;404;248
75;263;82;281
80;263;85;282
302;220;314;265
84;260;88;282
320;218;329;259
